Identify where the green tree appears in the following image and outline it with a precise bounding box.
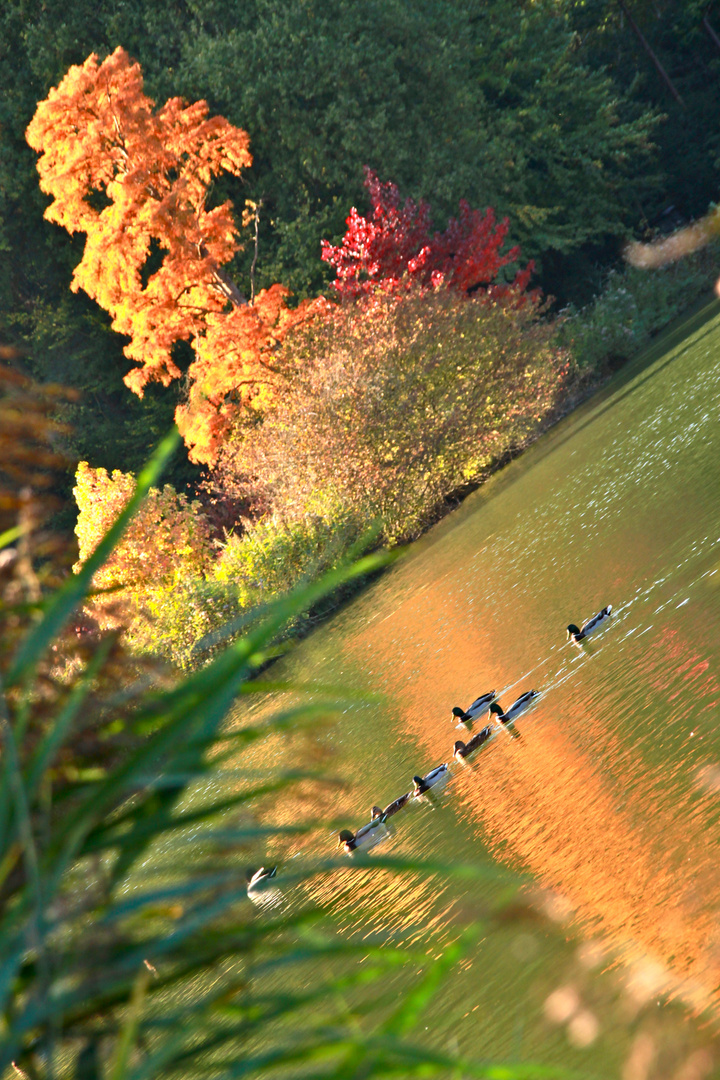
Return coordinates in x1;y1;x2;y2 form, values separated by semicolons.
565;0;720;225
176;0;659;296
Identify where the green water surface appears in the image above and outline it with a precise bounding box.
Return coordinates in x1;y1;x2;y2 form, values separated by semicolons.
244;299;720;1077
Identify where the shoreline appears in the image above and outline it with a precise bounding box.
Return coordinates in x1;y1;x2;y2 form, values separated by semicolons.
279;290;719;645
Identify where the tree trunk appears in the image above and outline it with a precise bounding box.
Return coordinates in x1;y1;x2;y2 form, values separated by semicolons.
617;0;684;106
702;13;720;54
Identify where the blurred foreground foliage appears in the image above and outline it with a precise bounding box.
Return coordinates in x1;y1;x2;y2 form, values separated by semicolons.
0;374;533;1079
0;361;160;780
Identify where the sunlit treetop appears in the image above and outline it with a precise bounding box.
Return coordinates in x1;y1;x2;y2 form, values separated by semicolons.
26;48;321;465
26;47;252;391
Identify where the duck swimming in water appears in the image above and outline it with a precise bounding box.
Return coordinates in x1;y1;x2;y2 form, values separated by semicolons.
338;816;388;854
246;865;277;891
451;692;496;723
454;725;493;761
246;865;282;909
412;764;450;796
371;791;412;821
489;690;539;724
567;605;612;644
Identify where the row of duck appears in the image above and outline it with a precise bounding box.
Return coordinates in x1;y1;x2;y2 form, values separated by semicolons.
335;604;613;855
336;689;537;854
247;604;612;893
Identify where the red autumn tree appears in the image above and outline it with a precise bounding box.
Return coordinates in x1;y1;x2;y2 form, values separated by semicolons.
26;47;323;465
321;167;535;301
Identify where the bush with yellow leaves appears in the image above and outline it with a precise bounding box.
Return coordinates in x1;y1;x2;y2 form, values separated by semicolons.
73;461;213;633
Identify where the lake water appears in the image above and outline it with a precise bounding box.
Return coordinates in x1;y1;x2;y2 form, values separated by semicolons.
243;298;720;1076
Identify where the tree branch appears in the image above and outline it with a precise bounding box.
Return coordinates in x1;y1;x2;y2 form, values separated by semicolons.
617;0;684;105
702;13;720;54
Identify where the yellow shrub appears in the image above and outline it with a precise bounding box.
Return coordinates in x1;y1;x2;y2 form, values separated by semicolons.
74;461;213;629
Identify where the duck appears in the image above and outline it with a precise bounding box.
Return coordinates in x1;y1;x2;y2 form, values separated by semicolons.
412;764;450;796
338;815;388;854
567;605;612;644
451;691;496;723
372;792;411;820
246;865;277;891
454;725;493;761
489;690;539;724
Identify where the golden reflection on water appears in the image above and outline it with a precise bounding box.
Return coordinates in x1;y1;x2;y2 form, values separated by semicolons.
237;696;458;939
226;314;720;1079
341;574;720;1021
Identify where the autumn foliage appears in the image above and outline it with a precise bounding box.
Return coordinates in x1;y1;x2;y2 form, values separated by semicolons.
73;461;212;627
221;288;573;542
28;51;569;662
26;48;322;465
321;167;535;301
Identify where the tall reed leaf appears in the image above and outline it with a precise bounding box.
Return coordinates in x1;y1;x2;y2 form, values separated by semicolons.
0;438;565;1080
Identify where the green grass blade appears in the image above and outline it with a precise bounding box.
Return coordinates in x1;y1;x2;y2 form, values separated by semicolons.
6;428;180;688
23;638;114;806
41;555;390;892
107;965;150;1080
0;524;24;549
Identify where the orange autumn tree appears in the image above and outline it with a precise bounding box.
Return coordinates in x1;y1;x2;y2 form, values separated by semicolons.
26;47;322;465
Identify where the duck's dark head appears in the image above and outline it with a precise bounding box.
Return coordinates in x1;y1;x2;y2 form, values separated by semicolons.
453;741;466;754
488;702;503;716
451;707;466;719
338;829;355;846
370;805;384;820
567;624;581;640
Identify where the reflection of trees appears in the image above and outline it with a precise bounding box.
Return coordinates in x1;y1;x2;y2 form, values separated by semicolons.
243;568;720;1010
468;720;720;1016
359;594;720;1019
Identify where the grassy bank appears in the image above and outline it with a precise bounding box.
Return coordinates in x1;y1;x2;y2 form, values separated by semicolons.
556;240;720;371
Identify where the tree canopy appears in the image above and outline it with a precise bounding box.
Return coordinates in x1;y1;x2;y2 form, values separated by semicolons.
178;0;659;294
3;0;720;486
27;47;322;465
321;168;534;301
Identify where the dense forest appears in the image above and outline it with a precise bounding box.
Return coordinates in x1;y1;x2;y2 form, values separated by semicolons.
2;0;720;486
